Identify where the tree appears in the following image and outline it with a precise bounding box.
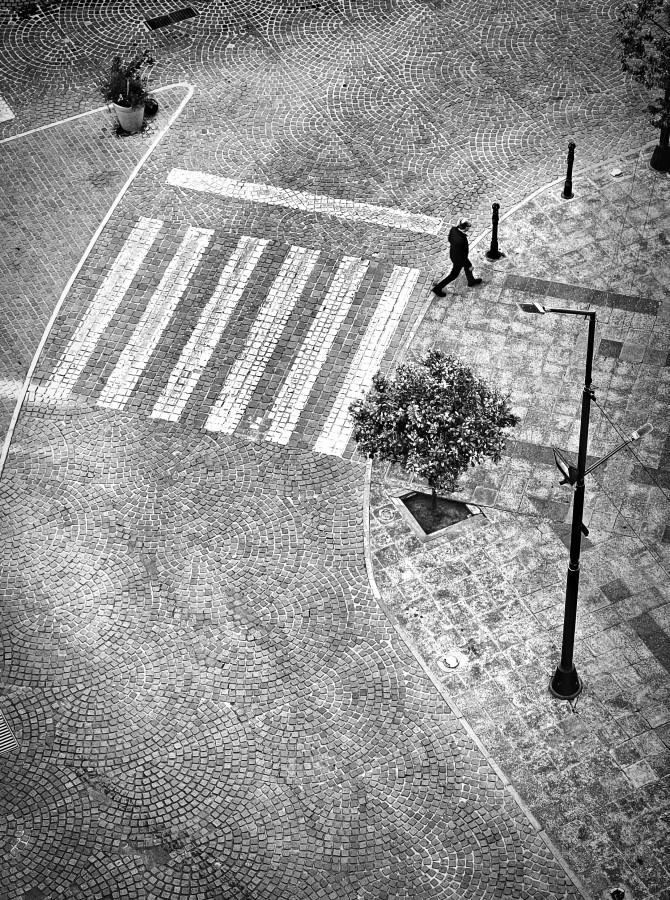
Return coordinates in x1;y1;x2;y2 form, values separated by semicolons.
349;350;519;512
617;0;670;170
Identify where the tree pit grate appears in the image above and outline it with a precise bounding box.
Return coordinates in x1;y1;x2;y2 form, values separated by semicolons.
391;490;486;545
402;492;472;534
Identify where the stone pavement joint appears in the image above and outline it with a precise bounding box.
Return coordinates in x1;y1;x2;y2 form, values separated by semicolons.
505;273;662;317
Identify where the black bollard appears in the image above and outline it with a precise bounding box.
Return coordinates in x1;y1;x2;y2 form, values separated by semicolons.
486;202;505;260
562;141;576;200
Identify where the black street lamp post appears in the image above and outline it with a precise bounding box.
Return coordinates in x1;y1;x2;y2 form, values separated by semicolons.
520;301;653;700
546;305;594;699
562;141;576;200
486;202;505;260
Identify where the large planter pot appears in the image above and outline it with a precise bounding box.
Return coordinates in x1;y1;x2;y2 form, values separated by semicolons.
113;102;144;134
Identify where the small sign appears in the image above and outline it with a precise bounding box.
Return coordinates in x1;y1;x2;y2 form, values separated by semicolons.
0;95;15;124
0;708;19;755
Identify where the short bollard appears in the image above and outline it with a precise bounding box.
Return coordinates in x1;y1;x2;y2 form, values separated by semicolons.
486;202;505;260
562;141;576;200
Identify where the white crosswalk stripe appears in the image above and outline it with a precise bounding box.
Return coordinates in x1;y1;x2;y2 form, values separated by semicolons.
97;226;213;411
168;167;444;235
265;255;369;446
37;216;422;456
38;216;163;401
313;265;420;457
151;235;269;422
205;245;320;434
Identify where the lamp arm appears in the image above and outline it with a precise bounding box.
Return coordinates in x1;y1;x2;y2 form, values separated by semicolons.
583;438;630;477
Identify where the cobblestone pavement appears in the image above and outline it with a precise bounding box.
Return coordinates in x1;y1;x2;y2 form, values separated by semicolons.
0;0;658;443
370;155;670;900
1;409;584;900
0;1;668;899
0;86;188;438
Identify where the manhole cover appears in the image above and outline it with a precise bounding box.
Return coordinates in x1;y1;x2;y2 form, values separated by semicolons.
437;652;466;672
375;506;396;525
602;883;631;900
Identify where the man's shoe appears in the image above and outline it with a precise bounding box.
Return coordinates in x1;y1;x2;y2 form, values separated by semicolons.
468;278;483;287
432;285;447;297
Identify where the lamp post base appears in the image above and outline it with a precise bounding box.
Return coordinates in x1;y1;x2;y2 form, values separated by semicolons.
650;144;670;172
549;663;582;700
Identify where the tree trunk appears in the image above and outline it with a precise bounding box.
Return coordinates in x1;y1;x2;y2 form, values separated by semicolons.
431;487;437;514
651;87;670;171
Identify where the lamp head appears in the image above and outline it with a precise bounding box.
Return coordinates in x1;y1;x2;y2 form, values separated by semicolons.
553;448;578;486
631;423;653;441
519;302;546;314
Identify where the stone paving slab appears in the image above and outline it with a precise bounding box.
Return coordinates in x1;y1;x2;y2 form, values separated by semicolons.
369;151;670;900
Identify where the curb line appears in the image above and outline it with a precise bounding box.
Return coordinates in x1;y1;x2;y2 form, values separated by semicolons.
0;83;186;145
468;139;659;254
0;83;194;483
362;458;593;900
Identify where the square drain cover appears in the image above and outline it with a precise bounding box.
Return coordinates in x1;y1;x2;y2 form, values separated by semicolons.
146;6;197;30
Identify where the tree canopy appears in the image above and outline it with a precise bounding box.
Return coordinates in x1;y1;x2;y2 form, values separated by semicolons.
349;350;519;494
618;0;670;130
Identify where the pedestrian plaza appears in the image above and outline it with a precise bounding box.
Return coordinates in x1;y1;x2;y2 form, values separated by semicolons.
0;2;668;899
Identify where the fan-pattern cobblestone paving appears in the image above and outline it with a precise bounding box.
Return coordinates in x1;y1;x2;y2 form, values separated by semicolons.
0;1;668;899
1;412;582;900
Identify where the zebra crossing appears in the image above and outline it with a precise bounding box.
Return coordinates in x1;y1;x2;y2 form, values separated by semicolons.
34;217;421;457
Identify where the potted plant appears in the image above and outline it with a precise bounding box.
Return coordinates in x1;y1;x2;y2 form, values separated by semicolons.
99;49;155;134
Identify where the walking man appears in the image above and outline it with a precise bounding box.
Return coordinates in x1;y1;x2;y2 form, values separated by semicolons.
432;218;482;296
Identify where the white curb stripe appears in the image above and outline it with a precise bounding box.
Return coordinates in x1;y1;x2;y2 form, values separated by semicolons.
314;265;420;457
97;226;213;410
151;235;269;422
38;217;164;402
205;245;320;434
167;167;443;235
266;255;369;446
1;83;194;485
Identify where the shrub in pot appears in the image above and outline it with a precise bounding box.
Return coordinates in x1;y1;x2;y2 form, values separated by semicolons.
99;50;155;134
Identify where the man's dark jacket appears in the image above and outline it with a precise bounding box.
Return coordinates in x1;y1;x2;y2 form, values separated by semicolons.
448;226;470;265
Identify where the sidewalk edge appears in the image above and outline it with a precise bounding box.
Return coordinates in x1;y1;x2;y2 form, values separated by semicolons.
0;83;194;483
363;457;593;900
0;84;187;145
469;139;659;252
